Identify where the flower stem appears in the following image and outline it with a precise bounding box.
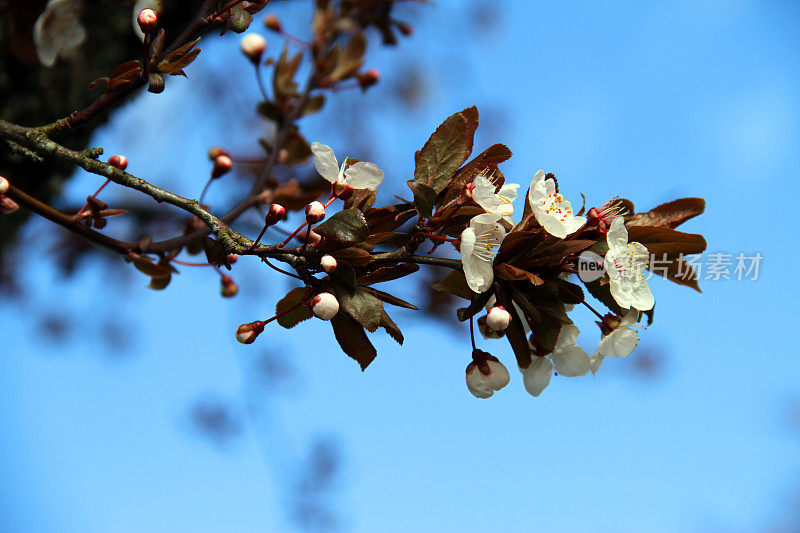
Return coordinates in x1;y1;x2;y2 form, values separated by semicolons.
75;178;111;218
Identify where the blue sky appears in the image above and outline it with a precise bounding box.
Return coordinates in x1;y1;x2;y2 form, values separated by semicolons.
2;1;800;531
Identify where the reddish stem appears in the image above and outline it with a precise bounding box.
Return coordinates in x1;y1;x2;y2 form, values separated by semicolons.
75;178;111;217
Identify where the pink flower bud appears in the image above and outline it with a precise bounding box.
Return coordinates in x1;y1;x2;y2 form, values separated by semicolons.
465;358;510;399
311;292;339;320
0;176;9;194
240;33;267;64
358;68;380;89
265;203;287;225
220;275;239;298
227;254;239;265
211;155;233;179
305;201;325;223
137;8;158;34
486;306;511;331
0;196;19;214
320;255;337;273
297;228;321;246
108;155;128;170
236;320;265;344
264;14;282;32
208;147;230;161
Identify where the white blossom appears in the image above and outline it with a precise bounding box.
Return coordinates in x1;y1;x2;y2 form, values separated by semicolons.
485;306;511;331
459;214;506;293
470;172;519;225
550;325;591;377
526;170;586;239
604;217;655;311
466;360;510;399
311;142;384;191
240;33;267;63
590;309;641;374
521;356;553;397
33;0;87;68
311;292;339;320
522;325;590;396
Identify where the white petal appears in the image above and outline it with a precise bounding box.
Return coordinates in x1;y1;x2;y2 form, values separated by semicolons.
535;211;569;239
629;277;655;311
526;170;546;207
311;142;340;183
589;352;604;375
460;227;477;262
471;173;502;213
466;367;494;398
597;327;638;358
486;360;511;391
499;183;520;203
551;325;590;377
463;256;494;293
606;217;628;250
522;357;553;397
344;161;384;190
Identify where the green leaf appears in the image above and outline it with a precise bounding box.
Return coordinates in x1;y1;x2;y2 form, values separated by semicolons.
276;287;313;328
331;312;377;370
413;106;479;193
314;208;370;245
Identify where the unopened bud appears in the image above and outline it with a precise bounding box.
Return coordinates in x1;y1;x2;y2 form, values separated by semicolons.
477;315;503;339
298;228;321;246
240;33;267;64
227;254;239;265
485;306;511;332
137;8;158;34
220;275;239;298
212;155;233;179
208;147;230;161
264;203;287;225
465;355;510;399
236;320;265;344
320;255;337;273
311;292;339;320
305;201;325;223
264;14;282;32
358;68;380;90
395;21;413;36
147;72;165;93
0;176;9;194
0;196;19;214
108;155;128;171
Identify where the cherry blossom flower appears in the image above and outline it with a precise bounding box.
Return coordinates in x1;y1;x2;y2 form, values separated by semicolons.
470;171;519;225
521;324;590;397
311;142;384;191
466;358;510;398
590;309;641;374
521;356;553;397
604;217;655;311
526;170;586;239
550;325;591;378
460;214;506;293
33;0;87;68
